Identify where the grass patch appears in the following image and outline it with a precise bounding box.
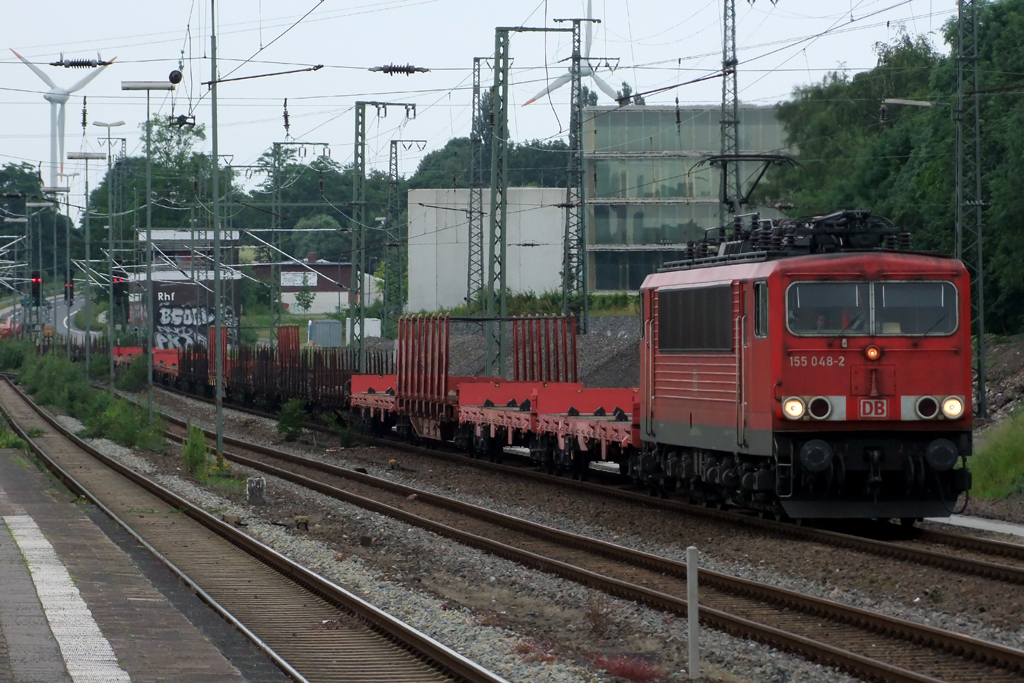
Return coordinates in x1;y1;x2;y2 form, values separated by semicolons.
321;411;356;447
277;399;308;442
73;300;108;332
970;410;1024;498
0;340;32;371
180;424;245;494
182;424;209;475
201;468;246;496
115;354;148;392
81;397;165;452
0;428;27;451
6;345;164;452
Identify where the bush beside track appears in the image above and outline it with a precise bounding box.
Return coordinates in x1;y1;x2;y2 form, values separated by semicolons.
0;340;163;452
971;409;1024;499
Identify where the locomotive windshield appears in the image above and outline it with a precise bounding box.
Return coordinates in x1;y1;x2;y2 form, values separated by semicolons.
787;281;957;336
787;282;868;335
873;282;957;336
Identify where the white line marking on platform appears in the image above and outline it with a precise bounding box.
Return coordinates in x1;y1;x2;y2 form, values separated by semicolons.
3;515;131;683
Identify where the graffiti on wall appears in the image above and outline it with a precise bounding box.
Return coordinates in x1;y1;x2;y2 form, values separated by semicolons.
130;280;240;350
154;303;238;350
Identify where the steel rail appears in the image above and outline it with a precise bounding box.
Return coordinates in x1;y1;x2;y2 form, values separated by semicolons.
158;418;1024;683
151;382;1024;586
0;378;508;683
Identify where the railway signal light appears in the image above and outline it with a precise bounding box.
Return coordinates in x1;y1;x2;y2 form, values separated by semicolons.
113;276;127;304
64;273;74;304
30;271;41;306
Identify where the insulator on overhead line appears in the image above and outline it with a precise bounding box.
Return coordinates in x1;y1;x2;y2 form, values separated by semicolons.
283;98;290;135
368;63;430;76
51;55;112;68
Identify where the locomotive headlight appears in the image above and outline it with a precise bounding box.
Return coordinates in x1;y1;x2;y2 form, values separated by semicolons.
941;396;965;419
864;344;882;361
783;397;806;420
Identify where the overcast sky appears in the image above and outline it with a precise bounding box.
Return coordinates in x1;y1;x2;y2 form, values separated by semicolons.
2;0;956;218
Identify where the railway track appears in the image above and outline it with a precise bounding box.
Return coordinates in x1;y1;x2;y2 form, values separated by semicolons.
152;384;1024;588
0;378;507;683
155;409;1024;683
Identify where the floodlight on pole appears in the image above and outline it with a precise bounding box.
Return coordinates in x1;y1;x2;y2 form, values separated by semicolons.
882;98;951;108
68;150;105;376
120;81;175;91
94;120;124;394
122;79;176;423
59;171;79;360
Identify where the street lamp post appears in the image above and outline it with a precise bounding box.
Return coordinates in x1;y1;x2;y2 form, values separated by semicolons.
122;81;175;423
68;151;106;377
881;97;987;413
210;0;225;455
94;121;125;393
51;177;75;359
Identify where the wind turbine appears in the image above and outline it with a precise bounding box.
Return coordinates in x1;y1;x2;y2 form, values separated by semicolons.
11;50;115;187
523;0;617;106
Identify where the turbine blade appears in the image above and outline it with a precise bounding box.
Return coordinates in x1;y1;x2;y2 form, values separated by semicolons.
67;62;111;93
585;0;593;58
522;71;572;106
591;73;619;101
11;49;57;90
57;102;66;177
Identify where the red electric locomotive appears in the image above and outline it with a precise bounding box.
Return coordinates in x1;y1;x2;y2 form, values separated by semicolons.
634;211;972;520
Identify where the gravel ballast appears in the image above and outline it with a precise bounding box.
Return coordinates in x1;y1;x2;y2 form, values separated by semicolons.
77;392;869;683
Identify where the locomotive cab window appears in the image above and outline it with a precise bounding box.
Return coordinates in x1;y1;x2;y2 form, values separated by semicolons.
787;282;868;336
754;281;768;338
873;282;957;336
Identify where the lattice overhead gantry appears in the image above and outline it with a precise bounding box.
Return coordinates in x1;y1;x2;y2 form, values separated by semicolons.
956;0;987;417
351;101;416;372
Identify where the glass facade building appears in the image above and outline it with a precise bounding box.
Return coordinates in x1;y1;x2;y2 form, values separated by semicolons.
584;105;787;291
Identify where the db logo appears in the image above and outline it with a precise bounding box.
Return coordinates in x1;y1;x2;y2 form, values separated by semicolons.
859;398;888;419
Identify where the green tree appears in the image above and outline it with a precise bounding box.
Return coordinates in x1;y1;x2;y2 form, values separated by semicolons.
0;162;73;280
581;85;600;107
772;9;1024;334
291;214;346;263
294;273;314;313
616;81;645;105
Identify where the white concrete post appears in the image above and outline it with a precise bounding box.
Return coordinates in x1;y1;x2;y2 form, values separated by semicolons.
687;545;699;679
